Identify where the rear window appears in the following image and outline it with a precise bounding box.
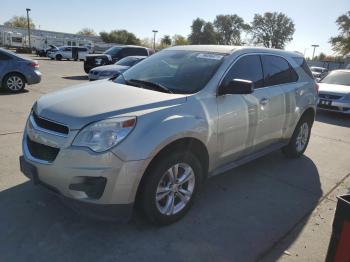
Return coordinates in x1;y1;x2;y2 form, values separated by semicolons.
293;57;313;79
261;55;298;86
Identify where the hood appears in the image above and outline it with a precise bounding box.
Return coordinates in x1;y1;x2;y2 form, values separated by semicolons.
92;65;129;72
35;81;187;130
318;83;350;95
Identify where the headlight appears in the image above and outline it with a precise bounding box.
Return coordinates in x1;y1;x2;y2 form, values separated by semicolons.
100;71;113;76
72;117;136;152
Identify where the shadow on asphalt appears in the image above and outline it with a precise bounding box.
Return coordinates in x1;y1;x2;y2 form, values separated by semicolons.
316;110;350;127
0;89;29;95
0;152;321;262
62;75;88;81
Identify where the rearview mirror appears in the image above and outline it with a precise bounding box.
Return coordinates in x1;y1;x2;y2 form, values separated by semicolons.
219;79;254;95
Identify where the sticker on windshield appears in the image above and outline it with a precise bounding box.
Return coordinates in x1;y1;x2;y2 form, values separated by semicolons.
197;53;224;60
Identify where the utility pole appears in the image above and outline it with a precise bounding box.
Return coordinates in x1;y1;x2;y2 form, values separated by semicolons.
311;44;319;60
26;8;31;49
152;30;158;51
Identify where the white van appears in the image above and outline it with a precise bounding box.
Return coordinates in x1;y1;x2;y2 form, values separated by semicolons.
48;46;88;61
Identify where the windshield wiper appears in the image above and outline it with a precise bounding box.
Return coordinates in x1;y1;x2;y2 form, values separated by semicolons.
127;79;173;94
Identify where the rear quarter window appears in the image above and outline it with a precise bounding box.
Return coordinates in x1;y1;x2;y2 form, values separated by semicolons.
293;57;313;79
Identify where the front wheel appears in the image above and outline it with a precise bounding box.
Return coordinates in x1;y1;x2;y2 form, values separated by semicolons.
139;151;203;225
282;116;312;158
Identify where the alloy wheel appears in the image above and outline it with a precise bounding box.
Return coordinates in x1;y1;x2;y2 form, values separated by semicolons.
6;76;24;91
296;122;309;152
155;163;195;216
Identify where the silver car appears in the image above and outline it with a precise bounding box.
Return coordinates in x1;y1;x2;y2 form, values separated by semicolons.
88;56;146;81
317;69;350;114
20;46;318;225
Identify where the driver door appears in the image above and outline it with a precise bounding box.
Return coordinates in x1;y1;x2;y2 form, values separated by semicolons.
216;54;266;167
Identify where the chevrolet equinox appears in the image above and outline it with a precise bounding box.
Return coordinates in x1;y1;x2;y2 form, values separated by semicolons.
20;45;318;225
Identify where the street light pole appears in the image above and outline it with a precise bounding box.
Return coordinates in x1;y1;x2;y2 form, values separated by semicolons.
311;44;319;60
152;30;158;51
26;8;31;49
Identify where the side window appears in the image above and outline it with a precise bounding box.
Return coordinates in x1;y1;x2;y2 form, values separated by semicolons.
120;48;133;57
63;47;72;52
223;55;264;88
261;55;298;86
78;47;87;52
133;48;148;56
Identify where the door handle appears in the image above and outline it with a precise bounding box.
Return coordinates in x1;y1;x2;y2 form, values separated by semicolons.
260;97;269;105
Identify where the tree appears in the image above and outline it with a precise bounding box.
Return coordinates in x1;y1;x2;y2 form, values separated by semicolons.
99;30;140;45
173;34;188;45
250;12;295;49
161;35;172;46
188;18;206;44
4;15;35;29
77;28;96;36
202;22;217;44
188;18;217;44
213;14;249;45
329;11;350;56
140;37;153;48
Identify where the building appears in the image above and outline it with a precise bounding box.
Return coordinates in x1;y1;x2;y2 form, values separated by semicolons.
0;24;104;51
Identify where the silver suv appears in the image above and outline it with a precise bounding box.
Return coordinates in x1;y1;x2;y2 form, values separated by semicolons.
20;46;318;225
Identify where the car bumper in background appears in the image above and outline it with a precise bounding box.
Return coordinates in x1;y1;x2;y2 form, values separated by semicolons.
317;98;350;114
26;70;42;85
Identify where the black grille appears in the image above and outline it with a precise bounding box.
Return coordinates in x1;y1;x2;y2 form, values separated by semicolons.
319;94;342;100
33;112;69;135
27;136;60;162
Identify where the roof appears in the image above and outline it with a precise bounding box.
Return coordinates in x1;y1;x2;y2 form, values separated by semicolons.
168;45;239;54
167;45;303;57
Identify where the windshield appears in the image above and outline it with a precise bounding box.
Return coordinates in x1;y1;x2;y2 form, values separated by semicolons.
104;46;122;57
320;71;350;86
114;50;225;94
115;57;140;67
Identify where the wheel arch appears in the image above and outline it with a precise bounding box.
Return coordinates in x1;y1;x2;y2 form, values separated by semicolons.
134;137;210;206
1;71;27;86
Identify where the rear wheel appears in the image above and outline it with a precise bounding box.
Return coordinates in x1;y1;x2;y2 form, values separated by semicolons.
3;73;26;93
56;54;62;61
139;151;203;225
282;116;313;158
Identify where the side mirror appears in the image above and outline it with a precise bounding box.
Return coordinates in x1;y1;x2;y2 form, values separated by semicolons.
219;79;254;95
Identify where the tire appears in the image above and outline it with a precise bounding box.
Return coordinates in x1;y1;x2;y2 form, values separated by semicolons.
282;115;313;158
56;54;62;61
2;73;26;93
139;150;203;225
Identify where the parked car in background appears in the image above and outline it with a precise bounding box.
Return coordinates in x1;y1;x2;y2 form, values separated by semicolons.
48;46;88;61
36;45;59;57
317;69;350;114
88;56;146;81
310;66;328;81
84;45;151;73
0;48;41;93
20;46;317;225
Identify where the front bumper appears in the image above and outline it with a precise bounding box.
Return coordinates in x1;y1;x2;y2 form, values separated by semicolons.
20;117;148;219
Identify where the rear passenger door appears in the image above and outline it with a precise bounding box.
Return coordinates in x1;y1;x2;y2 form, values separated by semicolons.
260;54;299;144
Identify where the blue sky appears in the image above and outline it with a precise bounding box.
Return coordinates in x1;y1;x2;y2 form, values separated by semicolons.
1;0;349;56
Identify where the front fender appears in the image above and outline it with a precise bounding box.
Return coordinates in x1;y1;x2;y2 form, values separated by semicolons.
112;113;210;162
